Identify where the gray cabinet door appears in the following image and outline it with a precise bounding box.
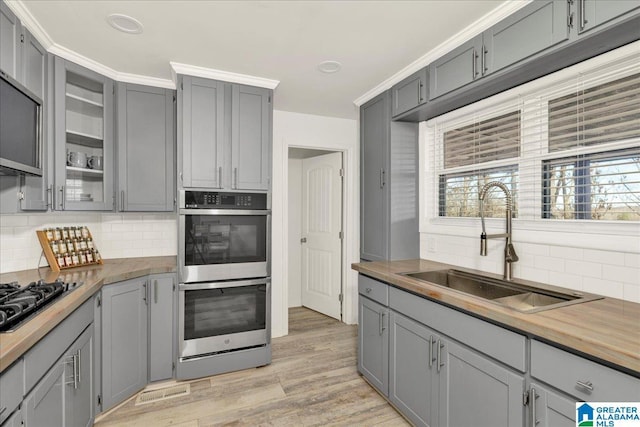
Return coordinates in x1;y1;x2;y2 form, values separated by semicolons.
0;1;21;80
358;296;389;396
65;325;95;427
578;0;640;34
101;277;148;411
429;35;483;100
360;92;388;261
1;409;21;427
484;0;569;75
23;359;65;427
231;84;271;190
117;83;175;211
530;383;575;427
19;29;48;212
53;58;115;211
389;312;437;427
391;68;428;117
180;76;224;189
438;338;525;427
149;274;175;382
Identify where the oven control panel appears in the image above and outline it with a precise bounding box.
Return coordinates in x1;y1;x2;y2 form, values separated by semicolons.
183;191;268;209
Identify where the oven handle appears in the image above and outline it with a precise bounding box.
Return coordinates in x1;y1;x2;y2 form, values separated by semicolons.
179;208;271;216
179;278;271;291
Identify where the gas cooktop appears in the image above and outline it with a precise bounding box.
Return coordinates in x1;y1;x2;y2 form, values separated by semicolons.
0;279;80;332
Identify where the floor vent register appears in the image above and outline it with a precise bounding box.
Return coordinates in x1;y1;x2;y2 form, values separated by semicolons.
135;383;191;405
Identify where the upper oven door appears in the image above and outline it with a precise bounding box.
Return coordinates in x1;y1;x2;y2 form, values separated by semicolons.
179;209;270;282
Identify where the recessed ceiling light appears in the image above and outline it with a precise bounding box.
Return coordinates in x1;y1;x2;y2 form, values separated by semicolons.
317;61;342;74
106;14;144;34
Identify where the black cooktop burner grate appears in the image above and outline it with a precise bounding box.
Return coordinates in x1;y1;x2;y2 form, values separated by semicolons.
0;279;73;332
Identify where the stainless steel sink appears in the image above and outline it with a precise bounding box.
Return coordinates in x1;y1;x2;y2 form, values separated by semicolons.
402;269;603;313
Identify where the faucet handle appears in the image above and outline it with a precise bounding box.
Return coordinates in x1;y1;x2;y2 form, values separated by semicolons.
506;243;519;262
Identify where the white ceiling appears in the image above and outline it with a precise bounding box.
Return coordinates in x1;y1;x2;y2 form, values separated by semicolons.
17;0;508;119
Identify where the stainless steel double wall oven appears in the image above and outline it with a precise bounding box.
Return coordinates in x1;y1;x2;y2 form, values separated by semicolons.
177;190;271;379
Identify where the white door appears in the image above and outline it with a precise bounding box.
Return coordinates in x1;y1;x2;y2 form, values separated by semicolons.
301;152;342;320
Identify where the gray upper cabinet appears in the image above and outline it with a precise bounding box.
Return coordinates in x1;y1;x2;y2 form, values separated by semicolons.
483;0;569;75
117;83;175;211
429;36;483;100
430;1;568;100
231;84;271;191
101;277;148;411
578;0;640;34
360;91;419;262
179;75;272;191
358;295;389;396
149;274;176;382
391;67;428;118
0;5;48;213
180;76;225;189
53;57;115;211
0;1;21;80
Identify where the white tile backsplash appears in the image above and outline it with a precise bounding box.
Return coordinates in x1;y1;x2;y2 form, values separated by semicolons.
0;213;176;274
420;233;640;303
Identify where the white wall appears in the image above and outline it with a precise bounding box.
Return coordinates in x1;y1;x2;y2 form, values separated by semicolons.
0;212;176;273
287;157;302;307
272;110;359;338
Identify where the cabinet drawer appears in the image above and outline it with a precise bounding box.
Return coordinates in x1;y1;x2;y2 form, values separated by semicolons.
531;340;640;401
389;286;526;371
0;358;23;424
359;275;389;306
24;296;94;393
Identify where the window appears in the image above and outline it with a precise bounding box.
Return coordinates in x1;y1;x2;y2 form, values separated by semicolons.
439;111;520;218
431;52;640;223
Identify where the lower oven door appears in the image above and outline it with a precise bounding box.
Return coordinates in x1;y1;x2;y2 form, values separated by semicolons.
178;278;271;359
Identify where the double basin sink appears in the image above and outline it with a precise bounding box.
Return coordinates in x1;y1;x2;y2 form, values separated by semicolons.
402;269;602;313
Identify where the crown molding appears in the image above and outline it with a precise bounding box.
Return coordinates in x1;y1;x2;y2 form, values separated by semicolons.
5;0;54;48
170;62;280;90
353;0;532;107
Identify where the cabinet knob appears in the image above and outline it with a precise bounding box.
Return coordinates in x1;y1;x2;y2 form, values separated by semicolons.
365;287;372;293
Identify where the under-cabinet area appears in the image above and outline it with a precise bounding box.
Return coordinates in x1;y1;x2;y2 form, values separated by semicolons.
356;270;640;427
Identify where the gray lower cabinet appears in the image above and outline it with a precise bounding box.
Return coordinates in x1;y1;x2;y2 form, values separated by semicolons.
389;312;438;427
360;91;419;261
438;338;525;427
117;83;175;211
178;75;272;191
529;383;575;427
149;274;176;382
23;325;95;427
358;296;389;395
578;0;640;34
391;68;428;118
23;360;65;427
101;277;148;411
0;359;23;425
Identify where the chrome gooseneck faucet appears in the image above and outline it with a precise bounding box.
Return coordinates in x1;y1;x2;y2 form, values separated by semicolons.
479;181;519;280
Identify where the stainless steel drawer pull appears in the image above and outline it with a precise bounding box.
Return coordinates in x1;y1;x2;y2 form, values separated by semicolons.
576;380;594;391
154;280;158;304
530;388;539;425
429;335;436;368
437;339;444;373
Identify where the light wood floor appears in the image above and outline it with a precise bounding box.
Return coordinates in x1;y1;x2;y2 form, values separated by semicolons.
94;307;409;427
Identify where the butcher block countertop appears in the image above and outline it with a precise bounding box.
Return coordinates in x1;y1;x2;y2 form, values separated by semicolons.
0;256;176;373
353;259;640;376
